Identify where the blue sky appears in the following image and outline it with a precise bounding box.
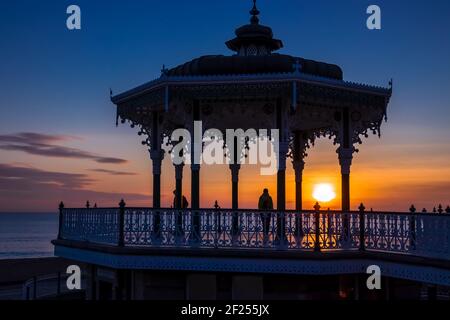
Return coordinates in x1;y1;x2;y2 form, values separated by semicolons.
0;0;449;211
1;0;450;133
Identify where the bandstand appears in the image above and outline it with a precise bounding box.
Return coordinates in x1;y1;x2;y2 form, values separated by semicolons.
52;2;450;301
111;1;391;214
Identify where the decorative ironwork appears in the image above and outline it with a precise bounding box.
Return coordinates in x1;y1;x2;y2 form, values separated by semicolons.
365;212;412;253
60;208;120;245
59;207;450;261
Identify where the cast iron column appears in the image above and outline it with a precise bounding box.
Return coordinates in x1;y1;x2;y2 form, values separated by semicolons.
150;150;164;208
292;160;305;238
230;163;241;236
150;149;164;239
175;163;184;237
191;100;201;243
292;131;305;239
276;97;288;244
175;164;184;208
230;134;241;236
339;148;353;212
150;111;164;240
338;108;353;247
230;164;240;209
339;108;353;212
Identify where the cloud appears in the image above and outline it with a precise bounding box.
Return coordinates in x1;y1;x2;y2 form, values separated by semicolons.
90;168;137;176
0;164;150;211
381;181;450;200
0;132;127;164
0;132;74;144
0;163;92;189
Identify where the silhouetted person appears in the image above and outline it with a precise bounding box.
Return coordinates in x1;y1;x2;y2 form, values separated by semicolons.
258;189;273;241
173;190;189;209
173;190;188;238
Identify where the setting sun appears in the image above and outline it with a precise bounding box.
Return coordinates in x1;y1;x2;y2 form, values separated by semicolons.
313;183;336;203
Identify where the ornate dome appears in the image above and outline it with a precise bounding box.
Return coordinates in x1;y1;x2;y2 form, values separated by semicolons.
167;0;343;80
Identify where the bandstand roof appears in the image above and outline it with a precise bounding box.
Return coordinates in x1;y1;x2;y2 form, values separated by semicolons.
166;54;343;80
111;1;392;129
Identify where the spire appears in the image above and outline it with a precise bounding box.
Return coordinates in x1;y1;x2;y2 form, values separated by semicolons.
250;0;260;25
225;0;283;55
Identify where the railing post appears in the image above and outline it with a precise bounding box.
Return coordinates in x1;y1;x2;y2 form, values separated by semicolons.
192;210;202;245
214;202;222;235
176;209;183;241
409;204;416;251
276;211;287;248
153;208;161;243
314;202;321;252
232;211;239;238
58;202;64;240
359;203;366;251
118;199;126;247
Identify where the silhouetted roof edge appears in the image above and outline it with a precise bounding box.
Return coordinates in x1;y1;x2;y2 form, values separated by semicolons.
111;71;392;105
166;54;343;80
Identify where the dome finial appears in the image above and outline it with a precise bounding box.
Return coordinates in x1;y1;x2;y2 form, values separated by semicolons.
250;0;260;25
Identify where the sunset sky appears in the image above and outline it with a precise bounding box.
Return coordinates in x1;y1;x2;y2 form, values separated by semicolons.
0;0;449;212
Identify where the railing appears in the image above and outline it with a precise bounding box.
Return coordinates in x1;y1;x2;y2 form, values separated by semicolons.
60;207;120;245
58;204;450;261
22;273;86;300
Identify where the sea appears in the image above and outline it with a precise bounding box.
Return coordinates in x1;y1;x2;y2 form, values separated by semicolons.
0;213;58;260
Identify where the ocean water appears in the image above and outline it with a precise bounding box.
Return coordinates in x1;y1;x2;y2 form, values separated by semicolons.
0;213;58;260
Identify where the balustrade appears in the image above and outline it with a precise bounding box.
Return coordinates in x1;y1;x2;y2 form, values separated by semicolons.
58;205;450;260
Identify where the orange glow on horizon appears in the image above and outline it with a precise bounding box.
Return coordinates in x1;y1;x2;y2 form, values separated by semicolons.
1;131;448;212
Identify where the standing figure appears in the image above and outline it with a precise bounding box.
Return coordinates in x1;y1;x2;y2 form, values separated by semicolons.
258;189;273;242
173;190;189;209
173;190;189;239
